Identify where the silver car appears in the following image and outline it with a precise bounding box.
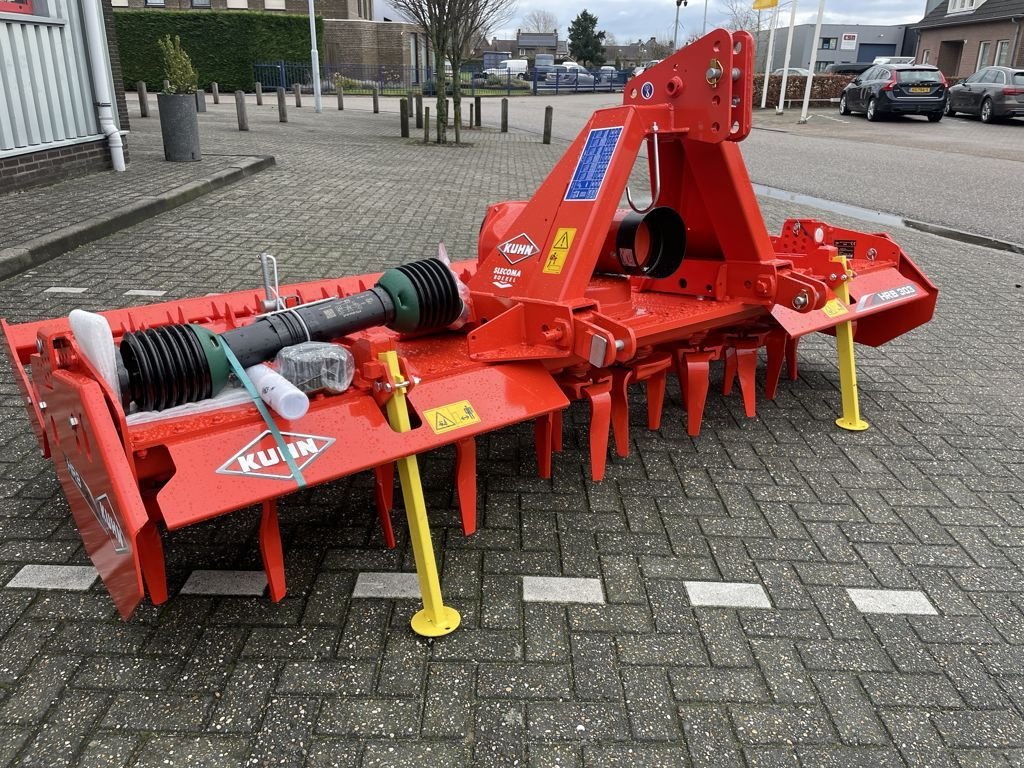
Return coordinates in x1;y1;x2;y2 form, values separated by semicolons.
945;66;1024;123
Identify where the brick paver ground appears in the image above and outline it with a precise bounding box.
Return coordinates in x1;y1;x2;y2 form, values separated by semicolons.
0;98;1022;767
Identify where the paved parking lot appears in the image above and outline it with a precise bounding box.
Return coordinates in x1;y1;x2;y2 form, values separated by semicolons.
0;98;1022;766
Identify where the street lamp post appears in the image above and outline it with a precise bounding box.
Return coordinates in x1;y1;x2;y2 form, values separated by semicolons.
702;0;708;35
672;0;687;51
798;0;827;123
776;0;798;114
308;0;322;113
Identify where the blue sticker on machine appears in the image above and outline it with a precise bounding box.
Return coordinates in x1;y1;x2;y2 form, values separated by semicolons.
565;126;623;201
641;82;654;100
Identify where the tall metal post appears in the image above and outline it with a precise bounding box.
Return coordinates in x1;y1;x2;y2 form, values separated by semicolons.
672;0;683;51
798;0;827;124
761;4;780;109
702;0;708;35
307;0;322;113
776;0;799;114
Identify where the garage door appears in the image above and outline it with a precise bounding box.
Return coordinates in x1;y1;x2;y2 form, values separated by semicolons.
857;43;897;62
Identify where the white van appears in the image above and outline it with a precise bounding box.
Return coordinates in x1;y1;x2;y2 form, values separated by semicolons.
482;59;529;79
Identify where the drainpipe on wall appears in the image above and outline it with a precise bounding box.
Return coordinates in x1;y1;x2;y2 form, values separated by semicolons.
81;0;125;172
1012;17;1022;68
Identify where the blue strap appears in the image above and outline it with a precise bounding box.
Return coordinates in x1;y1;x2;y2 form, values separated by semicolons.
222;344;306;489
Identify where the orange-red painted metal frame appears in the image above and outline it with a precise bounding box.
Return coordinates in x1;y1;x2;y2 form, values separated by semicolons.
1;29;937;617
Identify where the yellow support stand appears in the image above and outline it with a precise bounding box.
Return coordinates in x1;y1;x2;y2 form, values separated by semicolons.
832;256;869;432
379;351;461;637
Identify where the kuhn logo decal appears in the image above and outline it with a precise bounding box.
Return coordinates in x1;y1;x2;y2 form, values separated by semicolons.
496;233;539;265
66;459;129;554
217;431;334;480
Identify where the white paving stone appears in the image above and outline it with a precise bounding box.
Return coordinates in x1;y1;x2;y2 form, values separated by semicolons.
43;287;88;294
352;572;421;599
847;588;937;615
684;581;772;609
180;570;267;596
7;564;97;591
522;576;605;604
123;289;168;297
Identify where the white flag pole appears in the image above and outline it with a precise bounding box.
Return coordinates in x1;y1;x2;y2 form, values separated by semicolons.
776;0;798;114
798;0;827;123
761;4;780;109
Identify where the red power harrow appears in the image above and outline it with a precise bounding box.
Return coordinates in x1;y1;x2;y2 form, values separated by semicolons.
2;30;936;618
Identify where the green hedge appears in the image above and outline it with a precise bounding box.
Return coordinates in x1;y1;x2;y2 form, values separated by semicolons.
114;10;323;92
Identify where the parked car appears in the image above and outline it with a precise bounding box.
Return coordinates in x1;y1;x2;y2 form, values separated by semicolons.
482;59;529;80
945;66;1024;123
825;62;871;76
545;64;596;88
631;60;662;77
873;56;915;65
839;64;947;121
773;67;809;76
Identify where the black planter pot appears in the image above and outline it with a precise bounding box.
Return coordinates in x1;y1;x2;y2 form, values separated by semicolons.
157;93;201;162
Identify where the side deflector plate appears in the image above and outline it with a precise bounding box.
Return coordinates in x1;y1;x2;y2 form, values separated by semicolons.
156;361;569;529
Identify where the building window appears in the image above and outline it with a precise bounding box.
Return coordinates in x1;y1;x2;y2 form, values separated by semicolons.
264;0;285;8
814;60;829;72
948;0;979;12
192;0;211;6
110;0;128;5
921;49;930;64
226;0;248;7
995;39;1010;66
976;40;991;70
144;0;165;6
820;37;838;50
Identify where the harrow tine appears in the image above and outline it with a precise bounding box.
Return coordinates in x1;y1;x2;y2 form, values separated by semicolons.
682;350;717;437
765;330;787;400
454;438;477;535
610;368;634;458
534;413;555;480
735;342;759;418
373;464;397;549
259;499;287;602
646;367;668;431
723;347;738;396
785;335;800;381
584;381;613;481
137;521;168;605
552;410;563;453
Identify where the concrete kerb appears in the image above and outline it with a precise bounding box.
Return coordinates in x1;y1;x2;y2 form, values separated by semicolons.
0;155;276;282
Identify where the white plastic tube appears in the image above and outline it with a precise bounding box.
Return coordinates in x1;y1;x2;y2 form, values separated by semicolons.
246;364;309;421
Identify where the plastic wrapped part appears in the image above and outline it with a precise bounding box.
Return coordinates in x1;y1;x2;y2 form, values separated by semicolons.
69;310;121;396
275;342;355;394
245;363;309;420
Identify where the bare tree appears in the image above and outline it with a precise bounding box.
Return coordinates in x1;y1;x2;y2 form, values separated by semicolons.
390;0;452;143
721;0;758;33
523;9;557;32
449;0;517;144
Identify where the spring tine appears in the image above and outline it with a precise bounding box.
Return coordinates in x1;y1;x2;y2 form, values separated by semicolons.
455;438;477;536
765;330;787;400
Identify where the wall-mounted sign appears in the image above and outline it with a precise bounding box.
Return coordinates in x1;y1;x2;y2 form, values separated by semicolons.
0;0;34;12
840;33;858;51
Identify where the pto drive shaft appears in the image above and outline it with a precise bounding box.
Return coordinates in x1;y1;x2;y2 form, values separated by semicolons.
118;257;462;412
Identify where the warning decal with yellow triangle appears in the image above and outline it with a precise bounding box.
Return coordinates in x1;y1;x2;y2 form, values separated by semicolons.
424;400;481;435
542;228;577;275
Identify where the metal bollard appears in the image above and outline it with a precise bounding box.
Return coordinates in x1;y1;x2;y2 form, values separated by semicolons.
277;87;288;123
543;105;553;144
469;103;474;129
373;86;380;114
137;81;149;118
400;98;410;138
212;81;220;104
501;98;508;133
415;94;423;128
255;81;263;106
293;83;302;108
235;91;248;131
163;79;170;92
474;95;481;127
423;106;430;143
337;86;344;111
195;90;207;113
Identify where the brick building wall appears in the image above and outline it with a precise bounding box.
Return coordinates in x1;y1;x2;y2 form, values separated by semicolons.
917;19;1024;77
323;19;421;68
103;0;131;129
112;0;363;18
0;140;115;194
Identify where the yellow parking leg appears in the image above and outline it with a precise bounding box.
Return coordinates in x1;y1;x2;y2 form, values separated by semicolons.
832;256;869;432
379;351;461;637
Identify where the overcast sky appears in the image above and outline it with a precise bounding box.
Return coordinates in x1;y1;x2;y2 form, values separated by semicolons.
491;0;929;43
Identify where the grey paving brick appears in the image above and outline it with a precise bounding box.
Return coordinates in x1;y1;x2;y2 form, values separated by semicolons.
526;701;629;741
569;633;621;702
696;610;755;668
304;739;360;768
77;733;142;768
679;704;743;766
619;667;682;741
362;741;469;767
421;662;474;739
179;569;267;596
750;638;817;704
811;672;889;746
878;708;958;768
860;672;965;708
0;654;81;726
132;735;249;768
246;696;319;767
796;746;906;767
932;710;1024;748
847;587;937;615
101;691;213;732
729;704;834;745
316;698;421;738
477;663;573;700
581;743;690;767
522;576;604;604
670;667;770;704
351;571;420;599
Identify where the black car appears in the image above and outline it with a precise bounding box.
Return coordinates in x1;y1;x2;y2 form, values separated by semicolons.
839;64;947;122
825;62;871;76
946;66;1024;123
